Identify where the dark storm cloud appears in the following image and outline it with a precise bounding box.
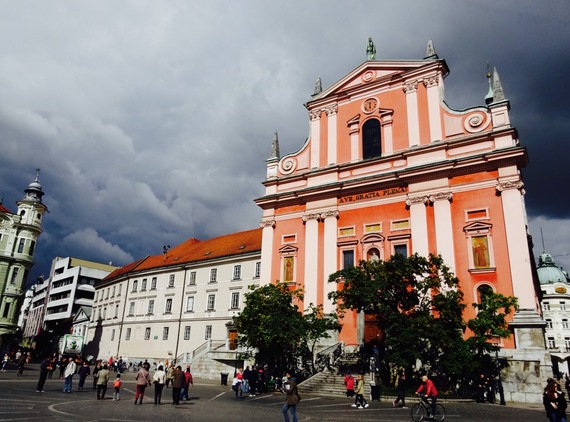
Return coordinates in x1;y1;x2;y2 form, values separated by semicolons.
0;0;568;279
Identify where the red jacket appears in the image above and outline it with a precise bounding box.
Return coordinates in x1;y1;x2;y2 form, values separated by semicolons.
416;379;438;397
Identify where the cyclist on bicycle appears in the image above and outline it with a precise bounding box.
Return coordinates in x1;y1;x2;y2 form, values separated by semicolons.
416;375;439;418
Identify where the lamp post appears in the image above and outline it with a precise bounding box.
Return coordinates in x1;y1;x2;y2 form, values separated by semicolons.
492;336;506;405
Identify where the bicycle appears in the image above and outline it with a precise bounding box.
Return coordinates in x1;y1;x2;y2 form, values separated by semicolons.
411;394;445;421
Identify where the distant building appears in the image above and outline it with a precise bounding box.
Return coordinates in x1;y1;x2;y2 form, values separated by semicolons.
0;172;47;351
537;252;570;373
21;257;117;355
87;228;261;378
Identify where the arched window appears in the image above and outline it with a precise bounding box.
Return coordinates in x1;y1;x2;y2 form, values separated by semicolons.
362;118;381;159
476;284;494;304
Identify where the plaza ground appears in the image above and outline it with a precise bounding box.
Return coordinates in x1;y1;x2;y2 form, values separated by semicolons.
0;363;545;421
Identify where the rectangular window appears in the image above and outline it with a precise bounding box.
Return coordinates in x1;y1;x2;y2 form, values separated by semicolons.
563;319;569;329
207;294;215;311
342;250;354;269
114;305;119;318
561;302;567;311
17;238;25;253
103;307;107;319
233;265;241;280
141;278;147;291
29;240;36;256
144;327;151;340
393;243;408;257
105;289;109;299
112;286;116;297
117;284;121;296
132;280;138;292
546;319;553;329
184;326;191;340
2;303;10;318
163;327;169;341
189;271;196;285
151;277;157;290
10;267;19;284
565;338;570;352
111;329;115;341
255;262;261;278
168;274;175;288
205;325;212;340
95;291;99;302
165;298;173;314
548;337;556;349
210;269;217;283
543;302;551;311
147;299;154;315
231;292;240;309
186;296;194;312
128;302;135;316
126;328;131;341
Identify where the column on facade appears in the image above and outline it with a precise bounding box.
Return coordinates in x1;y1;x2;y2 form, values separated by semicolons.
406;195;429;257
321;210;339;314
348;119;359;162
259;219;276;285
380;111;394;155
430;192;456;273
302;213;320;309
309;110;321;169
403;80;420;148
325;105;338;165
496;180;535;309
423;75;443;142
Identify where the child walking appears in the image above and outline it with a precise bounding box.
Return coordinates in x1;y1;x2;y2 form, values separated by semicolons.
354;374;369;409
113;374;122;401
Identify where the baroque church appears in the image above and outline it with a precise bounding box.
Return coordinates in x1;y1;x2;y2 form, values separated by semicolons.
89;39;549;401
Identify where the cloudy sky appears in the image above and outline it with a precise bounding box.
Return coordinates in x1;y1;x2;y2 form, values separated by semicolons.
1;1;569;282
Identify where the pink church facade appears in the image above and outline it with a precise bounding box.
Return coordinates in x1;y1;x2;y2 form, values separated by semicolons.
255;40;541;351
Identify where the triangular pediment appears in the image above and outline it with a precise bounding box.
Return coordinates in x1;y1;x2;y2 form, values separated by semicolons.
73;306;92;323
463;221;493;232
278;244;298;254
308;59;445;105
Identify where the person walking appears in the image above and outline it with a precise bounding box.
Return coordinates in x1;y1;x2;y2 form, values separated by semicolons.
36;356;52;392
92;360;102;390
77;360;90;390
393;371;407;408
181;365;193;401
544;378;568;422
63;356;77;393
171;365;185;405
2;353;9;372
344;372;355;398
16;352;26;376
166;364;174;388
134;362;151;404
96;364;110;400
282;372;300;422
354;374;369;409
113;373;122;401
232;368;244;399
416;374;439;418
153;365;166;405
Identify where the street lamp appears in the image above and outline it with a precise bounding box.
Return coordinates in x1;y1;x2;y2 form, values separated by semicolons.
492;336;506;405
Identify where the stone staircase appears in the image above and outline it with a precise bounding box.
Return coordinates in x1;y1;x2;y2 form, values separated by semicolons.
298;368;372;398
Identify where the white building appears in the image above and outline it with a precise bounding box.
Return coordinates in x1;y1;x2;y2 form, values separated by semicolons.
86;228;261;378
537;252;570;374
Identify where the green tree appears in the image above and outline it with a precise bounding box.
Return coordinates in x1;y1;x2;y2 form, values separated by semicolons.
328;253;471;390
302;303;342;373
233;283;305;374
466;286;518;359
233;283;340;377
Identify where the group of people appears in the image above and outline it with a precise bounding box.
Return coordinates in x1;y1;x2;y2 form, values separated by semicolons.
31;355;194;406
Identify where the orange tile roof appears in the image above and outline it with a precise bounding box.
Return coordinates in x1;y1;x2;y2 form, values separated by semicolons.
0;204;14;214
102;228;262;283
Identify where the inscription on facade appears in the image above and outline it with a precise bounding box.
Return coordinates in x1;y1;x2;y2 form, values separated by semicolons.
338;187;407;204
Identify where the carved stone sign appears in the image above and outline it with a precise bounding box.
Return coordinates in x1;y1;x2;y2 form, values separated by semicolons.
338;186;407;204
